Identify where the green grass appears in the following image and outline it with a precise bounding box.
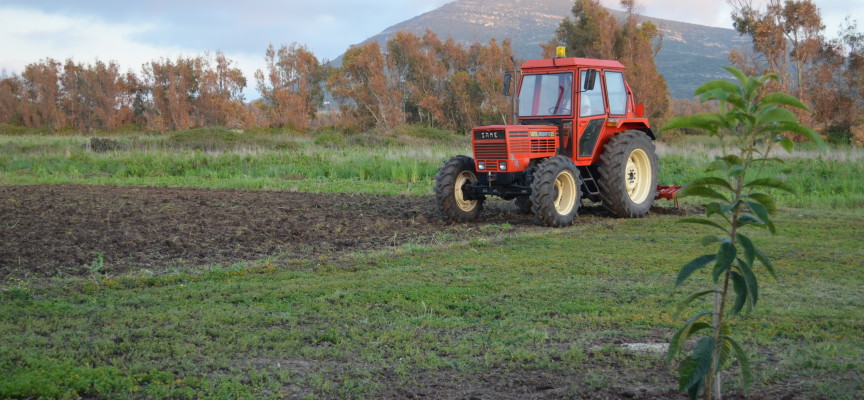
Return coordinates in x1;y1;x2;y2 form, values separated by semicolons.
1;209;862;399
0;129;469;196
2;131;864;206
2;129;863;397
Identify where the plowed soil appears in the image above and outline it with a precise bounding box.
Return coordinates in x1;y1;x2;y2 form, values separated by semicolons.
0;185;511;278
0;185;685;279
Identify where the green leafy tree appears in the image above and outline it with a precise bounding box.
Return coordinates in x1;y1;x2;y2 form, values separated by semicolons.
660;66;825;400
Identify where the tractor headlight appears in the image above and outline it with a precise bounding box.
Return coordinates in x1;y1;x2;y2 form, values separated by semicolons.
477;161;485;170
499;161;507;171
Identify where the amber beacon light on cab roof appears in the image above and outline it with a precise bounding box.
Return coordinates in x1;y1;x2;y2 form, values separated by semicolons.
435;47;680;227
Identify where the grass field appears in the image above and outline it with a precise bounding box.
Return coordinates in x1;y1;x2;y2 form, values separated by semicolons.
1;128;863;399
2;128;864;207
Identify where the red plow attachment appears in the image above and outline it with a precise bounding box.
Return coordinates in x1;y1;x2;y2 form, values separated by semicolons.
655;185;682;207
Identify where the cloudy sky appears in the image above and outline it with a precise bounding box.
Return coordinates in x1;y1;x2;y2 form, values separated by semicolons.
1;0;859;99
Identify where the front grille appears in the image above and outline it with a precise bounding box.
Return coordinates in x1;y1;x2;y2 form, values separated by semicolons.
530;138;556;153
474;141;507;159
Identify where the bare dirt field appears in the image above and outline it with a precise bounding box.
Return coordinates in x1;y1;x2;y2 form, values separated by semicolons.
1;184;582;279
1;184;686;279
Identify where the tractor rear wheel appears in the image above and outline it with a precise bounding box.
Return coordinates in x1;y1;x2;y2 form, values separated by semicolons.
530;155;581;227
435;155;484;222
597;130;659;218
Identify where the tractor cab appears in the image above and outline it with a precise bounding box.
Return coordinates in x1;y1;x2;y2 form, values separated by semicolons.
435;49;664;227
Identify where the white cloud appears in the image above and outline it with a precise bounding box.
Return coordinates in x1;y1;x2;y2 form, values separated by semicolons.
0;8;178;72
0;7;265;99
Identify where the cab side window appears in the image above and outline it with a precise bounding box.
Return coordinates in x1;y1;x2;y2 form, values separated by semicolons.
605;71;627;115
579;70;606;117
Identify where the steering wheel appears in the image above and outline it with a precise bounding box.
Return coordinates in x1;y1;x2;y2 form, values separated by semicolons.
548;107;571;115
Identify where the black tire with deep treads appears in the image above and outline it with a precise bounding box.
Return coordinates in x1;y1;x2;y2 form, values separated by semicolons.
530;155;581;227
597;130;659;218
434;155;484;222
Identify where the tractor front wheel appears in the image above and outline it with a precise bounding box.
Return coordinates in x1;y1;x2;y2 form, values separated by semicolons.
530;156;581;227
435;155;484;222
597;130;659;218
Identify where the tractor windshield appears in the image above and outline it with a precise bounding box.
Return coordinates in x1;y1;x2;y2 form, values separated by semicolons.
518;73;573;117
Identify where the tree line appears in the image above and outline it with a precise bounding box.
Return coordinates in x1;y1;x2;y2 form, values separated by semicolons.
0;31;515;135
0;53;251;133
1;0;861;144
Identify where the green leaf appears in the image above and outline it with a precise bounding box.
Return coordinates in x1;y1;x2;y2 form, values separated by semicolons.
722;154;744;166
676;254;718;286
717;329;735;369
729;270;749;315
712;242;737;283
678;217;729;234
738;215;768;230
677;185;728;201
661;113;724;133
700;235;721;246
744;193;777;214
689;177;734;192
760;92;810;111
698;87;734;103
759;72;781;85
679;356;704;400
723;66;746;83
737;260;760;308
683;337;715;393
742;79;760;100
744;178;796;194
736;232;756;267
705;159;729;172
668;311;713;362
704;202;723;219
756;107;797;126
755;247;778;279
736;111;757;127
745;200;775;234
722;335;752;391
694;80;740;97
774;136;794;153
758;122;825;152
675;289;718;317
728;164;746;178
777;122;826;151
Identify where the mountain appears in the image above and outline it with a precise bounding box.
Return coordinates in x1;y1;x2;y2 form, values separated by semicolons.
347;0;750;98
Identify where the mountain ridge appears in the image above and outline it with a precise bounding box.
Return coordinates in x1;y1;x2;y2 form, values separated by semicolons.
343;0;750;98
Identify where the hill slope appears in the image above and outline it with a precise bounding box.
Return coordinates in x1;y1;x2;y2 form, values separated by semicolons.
352;0;750;98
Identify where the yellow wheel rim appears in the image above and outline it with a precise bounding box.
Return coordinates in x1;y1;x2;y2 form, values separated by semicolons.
454;171;478;212
625;148;652;204
553;170;577;215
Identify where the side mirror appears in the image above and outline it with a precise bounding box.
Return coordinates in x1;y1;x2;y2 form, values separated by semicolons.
583;69;597;91
502;73;512;96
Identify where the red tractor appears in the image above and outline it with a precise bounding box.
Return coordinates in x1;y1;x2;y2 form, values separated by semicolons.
435;49;674;227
